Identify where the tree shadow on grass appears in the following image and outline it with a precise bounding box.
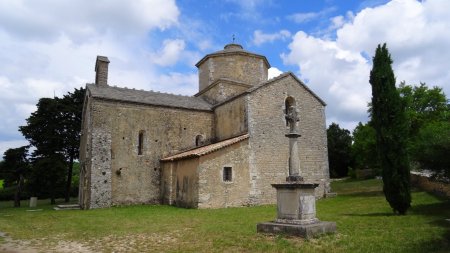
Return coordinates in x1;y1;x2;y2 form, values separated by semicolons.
343;199;450;218
405;226;450;253
342;212;395;217
410;201;450;217
408;201;450;253
340;191;384;198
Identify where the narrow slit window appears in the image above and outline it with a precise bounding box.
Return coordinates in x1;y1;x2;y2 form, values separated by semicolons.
195;134;204;147
223;167;232;182
138;131;144;155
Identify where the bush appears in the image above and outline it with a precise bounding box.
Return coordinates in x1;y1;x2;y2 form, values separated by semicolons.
0;186;31;201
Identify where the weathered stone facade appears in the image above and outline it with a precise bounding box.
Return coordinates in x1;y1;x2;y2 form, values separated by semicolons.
79;45;330;209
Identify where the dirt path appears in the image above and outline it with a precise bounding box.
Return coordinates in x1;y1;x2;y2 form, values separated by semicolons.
0;230;182;252
0;232;93;253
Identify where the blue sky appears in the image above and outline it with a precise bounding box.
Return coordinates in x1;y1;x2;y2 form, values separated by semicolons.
1;0;449;156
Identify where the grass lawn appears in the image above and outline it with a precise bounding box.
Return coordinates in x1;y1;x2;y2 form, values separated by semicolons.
0;179;449;252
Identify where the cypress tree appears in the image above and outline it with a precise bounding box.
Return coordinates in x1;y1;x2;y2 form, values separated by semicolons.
369;43;411;215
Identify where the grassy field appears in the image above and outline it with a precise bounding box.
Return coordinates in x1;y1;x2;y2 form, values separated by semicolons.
0;179;449;252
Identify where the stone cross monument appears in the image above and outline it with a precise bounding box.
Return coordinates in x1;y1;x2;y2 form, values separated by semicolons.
257;104;336;238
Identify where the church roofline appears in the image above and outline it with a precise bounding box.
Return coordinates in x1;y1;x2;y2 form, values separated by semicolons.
212;72;326;108
161;133;249;162
86;83;213;112
195;44;270;68
194;78;252;97
247;72;327;106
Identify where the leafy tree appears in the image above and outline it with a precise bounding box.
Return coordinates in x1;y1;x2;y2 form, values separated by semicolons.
370;43;411;215
399;82;449;137
327;123;352;178
19;87;84;203
351;122;378;172
29;155;66;204
398;82;450;177
59;88;84;202
413;121;450;178
0;146;30;207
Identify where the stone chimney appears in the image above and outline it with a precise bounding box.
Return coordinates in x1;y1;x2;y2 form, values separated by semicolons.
95;56;110;87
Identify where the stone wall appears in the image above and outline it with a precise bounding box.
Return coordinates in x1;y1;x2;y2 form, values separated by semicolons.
198;54;268;92
161;158;199;208
411;173;450;198
89;128;112;208
196;79;251;105
197;139;250;208
214;96;248;141
247;74;329;204
81;97;115;209
85;99;213;208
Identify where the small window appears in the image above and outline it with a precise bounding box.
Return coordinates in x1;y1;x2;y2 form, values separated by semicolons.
195;134;204;147
223;167;232;182
138;131;145;155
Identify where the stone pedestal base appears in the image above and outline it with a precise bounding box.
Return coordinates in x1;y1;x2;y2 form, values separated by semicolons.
256;182;337;238
257;221;336;239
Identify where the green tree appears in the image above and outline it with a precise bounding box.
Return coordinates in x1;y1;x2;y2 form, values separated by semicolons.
59;88;84;202
413;121;450;178
370;43;411;215
399;82;449;137
327;123;353;178
28;155;66;204
351;122;378;172
0;146;30;207
398;82;450;177
19;87;84;203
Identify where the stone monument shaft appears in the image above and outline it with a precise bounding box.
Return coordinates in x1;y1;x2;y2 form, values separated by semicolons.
286;132;301;176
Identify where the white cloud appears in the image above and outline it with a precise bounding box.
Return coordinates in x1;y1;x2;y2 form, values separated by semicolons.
0;0;179;42
152;72;199;96
282;31;371;127
150;39;186;66
0;0;184;152
287;7;336;24
0;140;30;159
268;67;283;79
282;0;450;130
253;30;291;46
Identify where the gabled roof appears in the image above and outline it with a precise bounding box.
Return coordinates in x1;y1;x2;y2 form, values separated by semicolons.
161;134;249;162
213;72;326;108
86;83;212;111
247;72;326;106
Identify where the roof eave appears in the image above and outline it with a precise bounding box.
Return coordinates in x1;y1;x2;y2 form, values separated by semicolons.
195;51;271;69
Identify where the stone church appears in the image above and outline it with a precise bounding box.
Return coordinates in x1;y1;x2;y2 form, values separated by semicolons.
79;43;330;209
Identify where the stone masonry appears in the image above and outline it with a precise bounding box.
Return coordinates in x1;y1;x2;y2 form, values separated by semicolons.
79;44;330;209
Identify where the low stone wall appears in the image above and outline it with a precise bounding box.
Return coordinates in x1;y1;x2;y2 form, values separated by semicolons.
411;173;450;198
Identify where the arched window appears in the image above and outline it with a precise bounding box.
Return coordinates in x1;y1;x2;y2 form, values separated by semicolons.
285;96;296;126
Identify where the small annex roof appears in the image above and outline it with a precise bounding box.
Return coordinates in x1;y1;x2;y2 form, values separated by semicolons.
161;133;249;162
86;83;212;111
195;43;270;69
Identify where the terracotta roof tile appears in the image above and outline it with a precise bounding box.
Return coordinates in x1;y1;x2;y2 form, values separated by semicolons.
161;134;249;162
